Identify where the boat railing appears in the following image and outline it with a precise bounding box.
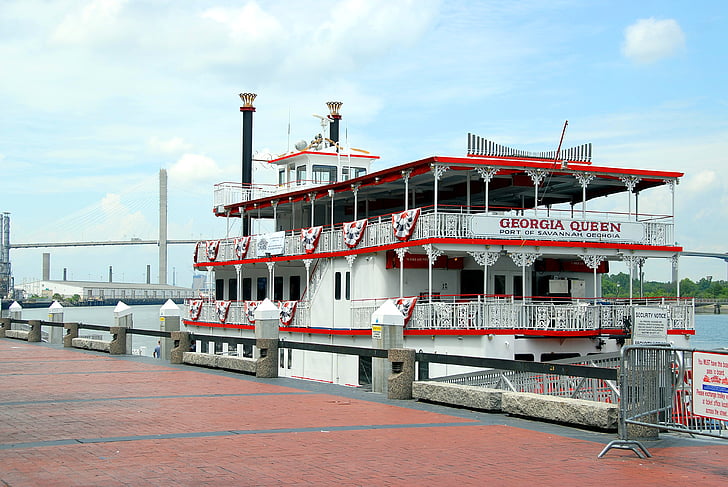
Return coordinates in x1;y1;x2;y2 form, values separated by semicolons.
184;296;694;332
194;206;675;264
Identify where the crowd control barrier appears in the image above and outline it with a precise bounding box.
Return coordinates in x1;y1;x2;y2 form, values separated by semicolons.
599;345;728;458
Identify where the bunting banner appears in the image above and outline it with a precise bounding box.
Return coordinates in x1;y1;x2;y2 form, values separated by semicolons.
395;296;418;325
193;242;201;264
301;226;323;254
215;300;232;323
188;299;203;320
343;218;368;248
244;300;261;324
206;240;220;261
234;236;251;259
392;208;420;241
278;301;298;326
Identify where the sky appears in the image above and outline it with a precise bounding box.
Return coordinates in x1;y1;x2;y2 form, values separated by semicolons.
2;0;727;289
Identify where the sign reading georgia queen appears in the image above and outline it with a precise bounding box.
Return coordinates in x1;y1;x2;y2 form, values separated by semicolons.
470;214;644;243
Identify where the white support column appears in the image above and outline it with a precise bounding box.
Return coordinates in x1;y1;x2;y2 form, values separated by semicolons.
309;193;316;227
235;264;242;302
508;251;541;300
526;169;548;217
671;254;680;298
620;176;641;221
328;189;335;232
574;172;595;220
395;248;407;298
272;200;278;232
402;169;412;211
424;244;443;301
266;262;275;299
579;254;607;302
622;255;645;300
468;250;501;297
352;183;360;220
476;167;499;213
432;165;449;235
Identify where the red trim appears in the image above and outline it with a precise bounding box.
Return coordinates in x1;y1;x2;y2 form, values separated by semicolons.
194;236;681;269
269;151;380;164
183;320;693;337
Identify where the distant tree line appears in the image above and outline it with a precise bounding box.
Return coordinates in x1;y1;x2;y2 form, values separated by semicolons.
602;273;728;299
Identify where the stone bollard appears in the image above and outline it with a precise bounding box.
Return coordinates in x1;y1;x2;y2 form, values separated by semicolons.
28;320;42;342
254;299;280;378
113;301;133;354
371;300;405;395
388;348;416;400
63;322;79;347
0;317;10;338
109;327;127;355
47;301;64;344
170;331;191;364
159;299;180;360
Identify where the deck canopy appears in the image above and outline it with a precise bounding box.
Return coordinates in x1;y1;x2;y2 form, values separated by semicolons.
220;150;683;228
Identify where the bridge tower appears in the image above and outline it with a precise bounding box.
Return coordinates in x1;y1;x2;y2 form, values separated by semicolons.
159;168;168;285
0;213;11;297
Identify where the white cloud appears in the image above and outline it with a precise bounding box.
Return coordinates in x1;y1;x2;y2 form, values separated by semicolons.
148;136;193;154
51;0;128;45
167;153;223;189
622;18;685;64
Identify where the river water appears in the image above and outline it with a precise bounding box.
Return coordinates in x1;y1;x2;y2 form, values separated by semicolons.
15;304;728;356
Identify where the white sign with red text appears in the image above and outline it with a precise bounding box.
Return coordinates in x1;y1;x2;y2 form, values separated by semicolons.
470;215;644;243
692;351;728;421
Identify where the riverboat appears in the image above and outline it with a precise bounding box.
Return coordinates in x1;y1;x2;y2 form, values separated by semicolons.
183;94;694;386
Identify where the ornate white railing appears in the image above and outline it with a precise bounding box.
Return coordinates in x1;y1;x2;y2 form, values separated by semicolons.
193;209;675;265
184;298;694;333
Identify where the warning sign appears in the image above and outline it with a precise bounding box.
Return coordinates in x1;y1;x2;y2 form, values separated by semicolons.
692;351;728;421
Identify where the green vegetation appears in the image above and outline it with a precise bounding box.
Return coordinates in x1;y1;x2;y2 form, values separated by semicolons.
602;273;728;298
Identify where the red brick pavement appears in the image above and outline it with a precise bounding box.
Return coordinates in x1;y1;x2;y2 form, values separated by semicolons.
1;339;726;486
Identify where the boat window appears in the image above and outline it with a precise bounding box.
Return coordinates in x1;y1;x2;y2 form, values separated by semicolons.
345;271;351;300
296;166;307;185
289;275;301;300
228;279;237;301
256;277;267;300
278;170;285;186
274;276;283;301
242;278;252;301
494;275;506;295
513;275;523;298
279;348;284;368
342;167;366;179
335;272;342;300
313;165;337;184
541;352;580;362
514;354;535;362
215;279;224;300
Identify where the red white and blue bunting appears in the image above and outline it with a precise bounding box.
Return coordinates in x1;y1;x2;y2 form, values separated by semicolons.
301;226;323;254
234;236;251;259
343;218;367;248
395;296;417;325
206;240;220;261
193;242;201;264
278;301;297;326
188;299;203;320
392;208;420;241
244;301;261;324
215;300;232;323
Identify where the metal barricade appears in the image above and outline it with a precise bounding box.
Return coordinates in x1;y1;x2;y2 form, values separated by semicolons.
599;345;728;459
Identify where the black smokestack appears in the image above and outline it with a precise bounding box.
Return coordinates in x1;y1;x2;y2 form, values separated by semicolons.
239;93;256;236
326;101;342;147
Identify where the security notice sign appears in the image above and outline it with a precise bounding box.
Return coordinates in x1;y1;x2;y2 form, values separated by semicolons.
692;351;728;421
631;307;668;344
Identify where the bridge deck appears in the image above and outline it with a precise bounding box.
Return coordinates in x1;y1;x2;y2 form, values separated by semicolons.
1;339;726;486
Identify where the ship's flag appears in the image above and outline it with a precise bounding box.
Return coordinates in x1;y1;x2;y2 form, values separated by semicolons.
392;208;420;241
189;299;203;320
343;218;368;248
206;240;220;261
234;236;251;259
278;300;297;326
301;226;323;254
395;296;418;325
215;300;232;323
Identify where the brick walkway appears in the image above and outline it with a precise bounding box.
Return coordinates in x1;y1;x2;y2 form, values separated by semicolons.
1;339;726;486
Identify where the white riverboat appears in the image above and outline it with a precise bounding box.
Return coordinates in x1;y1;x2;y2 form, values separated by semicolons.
184;94;694;386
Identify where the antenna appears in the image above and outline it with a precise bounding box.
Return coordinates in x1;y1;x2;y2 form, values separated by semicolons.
554;120;569;164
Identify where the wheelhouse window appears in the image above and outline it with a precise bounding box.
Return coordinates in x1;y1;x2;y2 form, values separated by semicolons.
313;165;337;184
296;166;307;185
343;167;366;179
